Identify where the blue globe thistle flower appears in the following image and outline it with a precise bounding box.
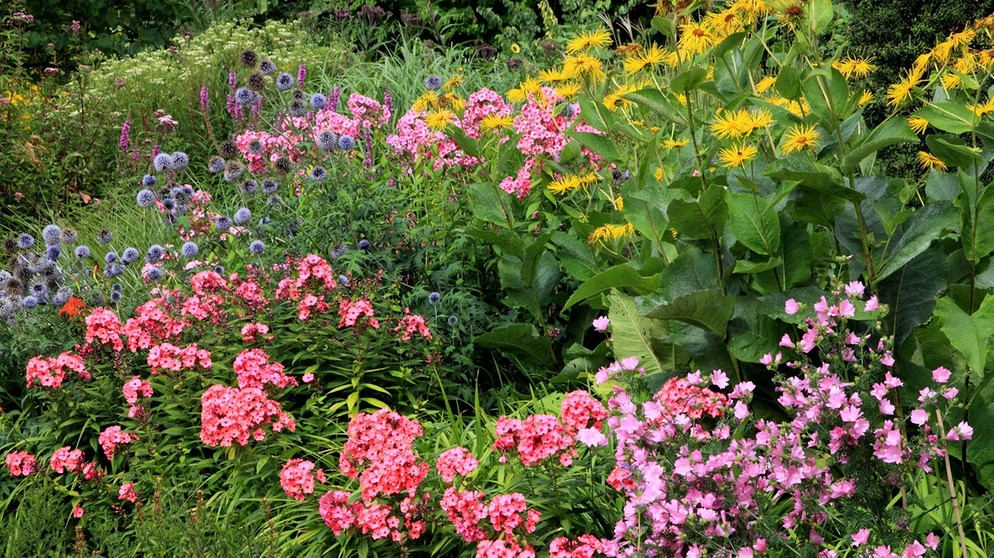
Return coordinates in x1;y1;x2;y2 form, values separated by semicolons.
275;73;294;91
147;267;162;281
262;179;279;195
233;207;252;226
428;291;441;305
208;157;226;174
42;224;62;246
330;243;348;260
22;295;38;309
247;139;264;154
161;198;176;211
258;217;271;226
146;244;165;263
339;274;350;286
136;189;157;208
52;287;72;306
153;153;173;172
181;241;199;258
97;229;114;244
213;264;224;274
0;300;13;317
424;75;443;90
104;252;117;264
170;152;190;171
104;264;124;278
16;234;34;249
447;315;459;326
310;166;328;181
241;179;259;195
31;283;47;298
259;59;277;75
110;290;122;303
337;135;356;150
358;239;371;251
310;93;327;109
215;216;233;233
60;228;78;244
75;245;91;258
46;245;61;261
235;87;255;105
112;282;123;293
316;130;338;150
249;240;265;254
141;174;157;187
121;247;140;265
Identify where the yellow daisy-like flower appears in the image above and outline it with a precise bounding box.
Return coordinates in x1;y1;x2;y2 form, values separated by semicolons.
972;98;994;118
907;115;929;134
886;71;921;108
444;74;463;90
624;43;673;74
955;52;977;74
566;27;612;53
539;67;571;83
719;143;758;167
746;109;773;132
755;75;777;95
663;138;690;149
730;0;771;21
412;91;438;112
776;3;807;31
912;52;932;76
563;53;606;83
711;109;754;139
615;43;643;57
614;196;624;211
940;71;962;91
833;57;876;79
979;49;994;70
555;81;582;99
678;21;715;56
439;92;465;112
704;9;745;38
424;109;457;131
654;167;665;181
603;82;641;111
507;77;543;104
781;124;820;154
548;174;585;194
858;90;874;106
588;223;634;245
480;114;514;131
510;43;521;54
917;151;948;171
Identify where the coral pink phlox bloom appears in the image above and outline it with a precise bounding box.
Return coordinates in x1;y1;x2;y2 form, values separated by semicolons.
436;447;479;483
280;458;326;501
5;451;37;477
84;307;124;351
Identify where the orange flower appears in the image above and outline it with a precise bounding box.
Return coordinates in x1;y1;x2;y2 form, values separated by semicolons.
58;297;86;319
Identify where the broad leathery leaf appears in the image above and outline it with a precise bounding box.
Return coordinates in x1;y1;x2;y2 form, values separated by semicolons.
962;184;994;263
878;247;947;347
874;202;957;282
727;192;781;256
840;117;920;173
914;102;977;135
570;131;620;162
475;324;554;367
645;290;736;336
934;295;994;373
563;264;659;310
608;291;670;375
623;88;686;124
927;134;982;169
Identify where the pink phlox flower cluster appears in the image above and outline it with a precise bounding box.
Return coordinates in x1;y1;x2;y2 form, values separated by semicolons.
475;538;536;558
649;376;728;422
594;355;642;384
280;458;326;501
123;375;153;418
549;535;607;558
84;307;125;351
460;88;513;138
385;110;477;170
26;351;89;389
234;281;269;310
276;254;338;300
298;293;331;321
493;414;577;466
235;129;299;173
147;342;212;375
319;490;360;535
499;158;537;200
441;487;489;542
233;348;297;390
436;446;479;483
312;109;360;142
487;493;540;537
348;93;391;130
5;451;37;476
199;384;295;446
190;270;228;296
118;482;138;503
50;446;85;474
123;295;188;352
560;390;609;447
99;425;139;460
394;308;432;341
339;298;380;329
180;293;226;323
339;409;429;503
240;321;271;342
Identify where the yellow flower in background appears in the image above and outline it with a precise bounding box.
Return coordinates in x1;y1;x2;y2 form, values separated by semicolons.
425;109;456;131
443;74;463;90
624;43;673;74
480;114;513;131
615;43;643;57
412;91;438;112
755;75;777;94
614;196;624;211
555;81;582;99
776;2;807;31
940;71;961;91
917;151;948;171
507;76;543;103
548;174;584;194
678;21;715;56
886;70;922;108
746;109;773;131
705;8;745;38
912;52;932;76
833;57;876;79
857;90;874;106
439;92;465;112
980;49;994;70
654;167;665;181
730;0;771;21
539;67;570;83
563;53;606;82
972;98;994;117
711;109;754;139
907;115;929;134
566;27;612;53
603;82;641;111
782;124;820;154
955;52;978;74
663;138;689;149
588;223;634;245
719;144;757;167
510;43;521;54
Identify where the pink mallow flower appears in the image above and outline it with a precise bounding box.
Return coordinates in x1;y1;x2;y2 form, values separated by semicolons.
592;316;610;331
947;421;973;441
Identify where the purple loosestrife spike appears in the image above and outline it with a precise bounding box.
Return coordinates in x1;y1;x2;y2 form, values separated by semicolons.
330;86;341;111
383;89;393;115
297;63;306;88
228;71;237;90
200;86;209;113
119;120;130;151
363;128;373;169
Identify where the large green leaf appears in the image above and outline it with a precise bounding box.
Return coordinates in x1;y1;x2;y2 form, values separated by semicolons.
874;202;957;282
468;183;515;227
670;67;709;92
775;65;802;101
934;295;994;373
570;131;620;162
878;247;947;347
444;123;480;158
727;192;781;255
802;67;850;122
551;231;598;282
927;134;982;169
623;88;686;124
766;165;865;203
962;183;994;263
967;399;994;490
563;264;659;310
645;290;736;336
914;102;977;135
668;185;727;240
608;291;670;375
840;117;920;174
475;324;554;367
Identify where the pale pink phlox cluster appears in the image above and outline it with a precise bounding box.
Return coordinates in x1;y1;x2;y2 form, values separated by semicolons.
280;458;326;501
147;342;212;375
84;307;125;352
394;308;432;341
26;352;89;389
199;384;295;446
4;451;37;477
99;425;139;460
233;348;297;390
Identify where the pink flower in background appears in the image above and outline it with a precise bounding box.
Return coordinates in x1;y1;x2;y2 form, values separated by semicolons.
784;298;799;314
99;426;139;460
932;366;951;383
319;490;358;535
199;385;295;447
280;458;326;501
72;505;84;519
84;307;124;351
947;421;973;441
865;295;879;311
844;281;865;297
5;451;37;477
395;310;432;341
436;447;479;483
50;446;85;474
118;483;138;503
592;316;610;331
